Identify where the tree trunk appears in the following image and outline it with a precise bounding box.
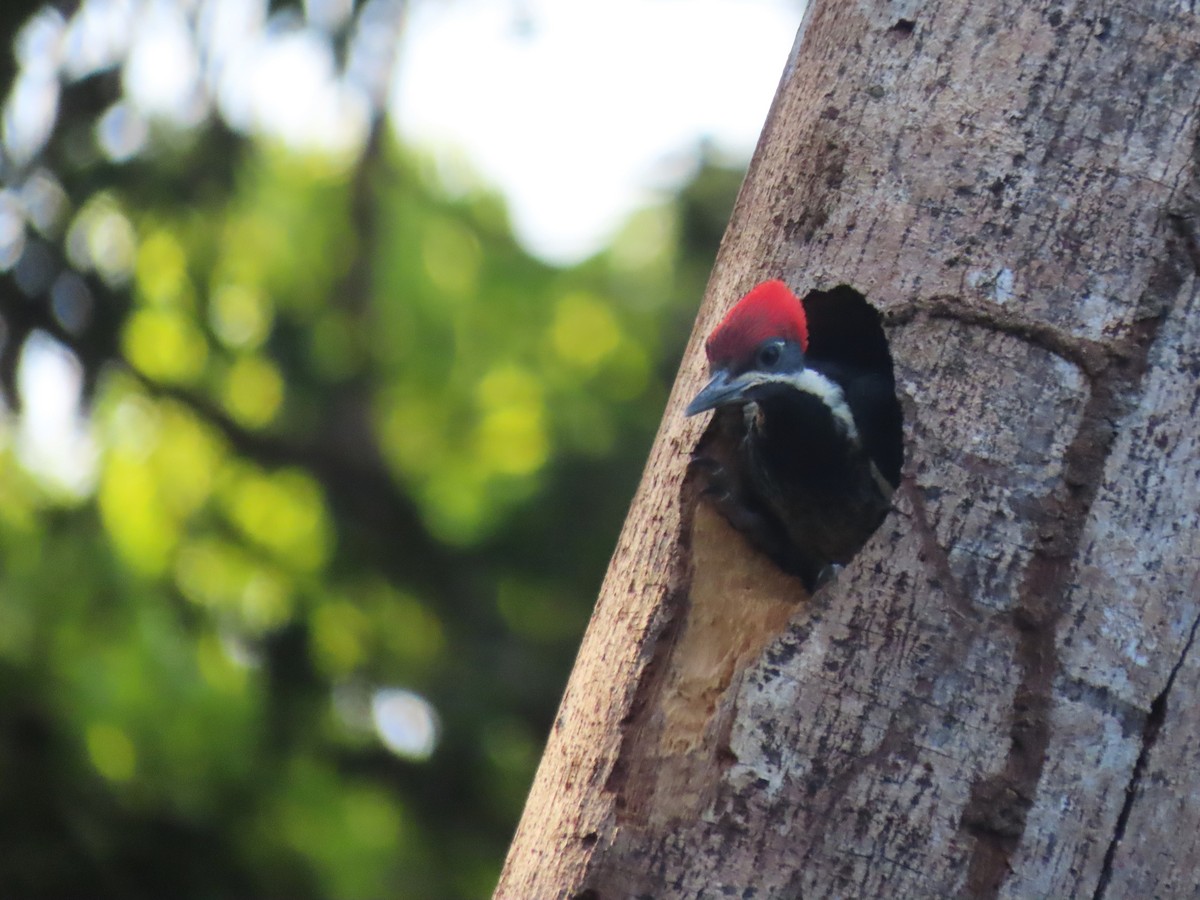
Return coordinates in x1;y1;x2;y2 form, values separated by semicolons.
496;1;1200;896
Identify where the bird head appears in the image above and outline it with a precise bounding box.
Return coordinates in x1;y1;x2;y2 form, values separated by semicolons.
685;280;810;416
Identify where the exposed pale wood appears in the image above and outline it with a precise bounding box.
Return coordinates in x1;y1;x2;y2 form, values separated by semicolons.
496;0;1200;896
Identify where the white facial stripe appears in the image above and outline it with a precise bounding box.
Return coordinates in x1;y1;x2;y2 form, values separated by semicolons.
747;370;860;444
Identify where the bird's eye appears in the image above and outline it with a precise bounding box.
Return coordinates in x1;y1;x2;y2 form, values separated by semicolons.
758;343;782;368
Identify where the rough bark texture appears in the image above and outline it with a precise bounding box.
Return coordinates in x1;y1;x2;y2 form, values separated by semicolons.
496;1;1200;896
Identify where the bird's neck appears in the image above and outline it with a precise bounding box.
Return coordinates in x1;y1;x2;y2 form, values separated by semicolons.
746;379;861;488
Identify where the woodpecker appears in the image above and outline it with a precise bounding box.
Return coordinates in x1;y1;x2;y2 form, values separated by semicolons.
685;280;902;591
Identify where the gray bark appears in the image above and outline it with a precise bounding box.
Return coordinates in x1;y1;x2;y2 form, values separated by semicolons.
497;1;1200;896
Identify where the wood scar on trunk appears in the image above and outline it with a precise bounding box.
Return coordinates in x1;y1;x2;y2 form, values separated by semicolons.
604;449;809;830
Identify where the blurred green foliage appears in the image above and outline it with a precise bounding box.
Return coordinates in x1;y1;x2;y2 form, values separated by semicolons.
0;1;745;897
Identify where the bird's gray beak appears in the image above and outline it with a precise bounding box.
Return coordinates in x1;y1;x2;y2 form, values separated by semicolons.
685;369;757;416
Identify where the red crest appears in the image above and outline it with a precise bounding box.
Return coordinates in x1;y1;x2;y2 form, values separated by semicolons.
705;280;809;366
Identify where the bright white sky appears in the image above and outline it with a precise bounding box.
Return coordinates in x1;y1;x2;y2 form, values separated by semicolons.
392;0;803;262
8;0;804;262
